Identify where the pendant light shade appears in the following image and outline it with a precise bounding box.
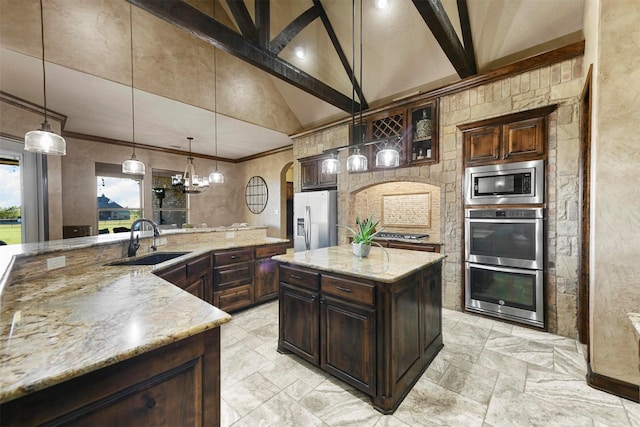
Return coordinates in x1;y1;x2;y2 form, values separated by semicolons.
24;0;66;156
375;144;400;168
122;153;146;175
25;122;66;155
321;154;341;174
347;147;368;172
122;1;145;175
209;170;224;184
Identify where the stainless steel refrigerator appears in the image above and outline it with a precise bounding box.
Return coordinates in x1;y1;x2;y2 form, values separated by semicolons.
294;190;337;252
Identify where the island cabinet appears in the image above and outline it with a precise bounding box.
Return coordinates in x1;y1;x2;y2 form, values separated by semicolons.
0;328;222;427
254;243;288;302
212;248;254;312
155;253;212;303
277;258;443;414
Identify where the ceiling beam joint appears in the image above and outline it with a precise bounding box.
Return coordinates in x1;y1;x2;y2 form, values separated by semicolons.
129;0;358;113
411;0;477;78
225;0;258;42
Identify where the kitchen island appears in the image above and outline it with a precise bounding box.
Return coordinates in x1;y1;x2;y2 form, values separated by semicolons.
0;227;287;426
273;244;446;414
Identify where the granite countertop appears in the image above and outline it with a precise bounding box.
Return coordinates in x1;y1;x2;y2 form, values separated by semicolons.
273;244;445;283
0;234;286;404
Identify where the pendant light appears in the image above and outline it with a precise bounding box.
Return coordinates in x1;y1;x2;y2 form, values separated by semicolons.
208;0;224;184
321;152;340;174
24;0;66;156
346;0;368;173
122;2;145;175
172;137;210;194
375;138;401;167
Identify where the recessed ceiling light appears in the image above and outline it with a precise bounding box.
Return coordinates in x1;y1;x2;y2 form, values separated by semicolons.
375;0;389;11
294;47;306;60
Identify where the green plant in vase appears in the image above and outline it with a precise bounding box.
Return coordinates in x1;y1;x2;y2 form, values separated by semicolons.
342;213;383;257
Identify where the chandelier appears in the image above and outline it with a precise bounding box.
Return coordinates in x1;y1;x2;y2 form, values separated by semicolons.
172;137;210;194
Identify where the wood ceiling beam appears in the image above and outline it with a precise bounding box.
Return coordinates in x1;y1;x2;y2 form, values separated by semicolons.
130;0;358;113
255;0;270;49
313;0;367;110
270;6;321;55
411;0;477;78
456;0;476;70
225;0;258;42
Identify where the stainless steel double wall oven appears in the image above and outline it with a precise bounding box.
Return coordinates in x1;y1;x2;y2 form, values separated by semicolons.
464;160;546;328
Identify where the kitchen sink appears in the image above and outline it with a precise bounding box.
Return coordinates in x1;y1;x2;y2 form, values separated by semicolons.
108;251;192;266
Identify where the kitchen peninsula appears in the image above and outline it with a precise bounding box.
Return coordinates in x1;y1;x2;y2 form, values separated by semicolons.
274;245;445;414
0;226;287;426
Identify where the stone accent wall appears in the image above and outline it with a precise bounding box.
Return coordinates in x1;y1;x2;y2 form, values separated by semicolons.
292;56;584;338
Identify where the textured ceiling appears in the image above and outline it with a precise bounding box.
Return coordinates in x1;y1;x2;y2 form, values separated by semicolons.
0;0;584;159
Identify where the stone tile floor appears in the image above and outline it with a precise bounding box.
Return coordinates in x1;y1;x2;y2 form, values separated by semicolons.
220;301;640;426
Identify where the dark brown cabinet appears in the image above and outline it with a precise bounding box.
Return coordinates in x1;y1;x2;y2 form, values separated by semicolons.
213;248;254;312
321;275;376;395
459;105;556;166
254;243;287;302
371;239;441;253
300;154;337;191
408;102;439;164
278;265;321;364
155;253;212;303
1;329;222;427
278;260;443;414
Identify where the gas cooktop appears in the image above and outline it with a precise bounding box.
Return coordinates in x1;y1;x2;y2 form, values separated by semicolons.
376;232;429;240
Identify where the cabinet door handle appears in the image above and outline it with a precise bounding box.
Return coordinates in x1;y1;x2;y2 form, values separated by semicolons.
319;296;325;303
311;295;316;302
144;396;156;409
291;274;302;280
336;286;352;293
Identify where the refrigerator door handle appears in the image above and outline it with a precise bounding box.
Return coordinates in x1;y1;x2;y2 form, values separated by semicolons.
305;205;311;250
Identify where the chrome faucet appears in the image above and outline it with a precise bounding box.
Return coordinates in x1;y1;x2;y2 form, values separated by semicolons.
128;218;160;257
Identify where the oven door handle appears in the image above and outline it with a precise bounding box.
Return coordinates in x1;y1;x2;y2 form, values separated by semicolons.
465;218;542;224
466;262;541;275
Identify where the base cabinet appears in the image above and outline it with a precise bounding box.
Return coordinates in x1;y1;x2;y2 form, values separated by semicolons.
155;253;212;303
278;261;443;414
0;329;222;427
254;243;287;302
321;295;376;396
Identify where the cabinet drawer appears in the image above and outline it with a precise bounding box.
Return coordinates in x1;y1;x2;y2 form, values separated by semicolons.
187;254;210;279
280;265;319;290
215;285;252;312
255;244;287;259
214;261;253;290
321;275;375;306
213;248;253;265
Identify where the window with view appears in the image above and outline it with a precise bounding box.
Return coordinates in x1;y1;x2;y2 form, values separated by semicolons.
152;170;188;228
96;163;142;234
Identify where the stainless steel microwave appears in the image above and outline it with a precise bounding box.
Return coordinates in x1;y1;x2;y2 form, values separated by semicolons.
464;159;544;205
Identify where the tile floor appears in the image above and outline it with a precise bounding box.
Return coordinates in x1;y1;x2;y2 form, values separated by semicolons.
220;301;640;426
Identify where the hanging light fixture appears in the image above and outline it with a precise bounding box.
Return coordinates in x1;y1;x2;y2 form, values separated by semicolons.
122;2;145;175
346;0;368;173
375;137;401;167
321;152;340;174
172;137;210;194
208;0;224;185
24;0;66;156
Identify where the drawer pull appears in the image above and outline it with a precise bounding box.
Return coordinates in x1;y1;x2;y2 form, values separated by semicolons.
290;274;302;280
144;396;156;409
230;255;237;260
336;286;352;293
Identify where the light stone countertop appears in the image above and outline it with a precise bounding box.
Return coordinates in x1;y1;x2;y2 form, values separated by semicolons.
0;232;286;404
273;244;446;283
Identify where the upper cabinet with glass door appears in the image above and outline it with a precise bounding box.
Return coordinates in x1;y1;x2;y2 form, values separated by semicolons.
348;99;439;170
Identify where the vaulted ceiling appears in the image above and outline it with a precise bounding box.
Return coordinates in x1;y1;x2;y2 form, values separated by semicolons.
0;0;584;159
